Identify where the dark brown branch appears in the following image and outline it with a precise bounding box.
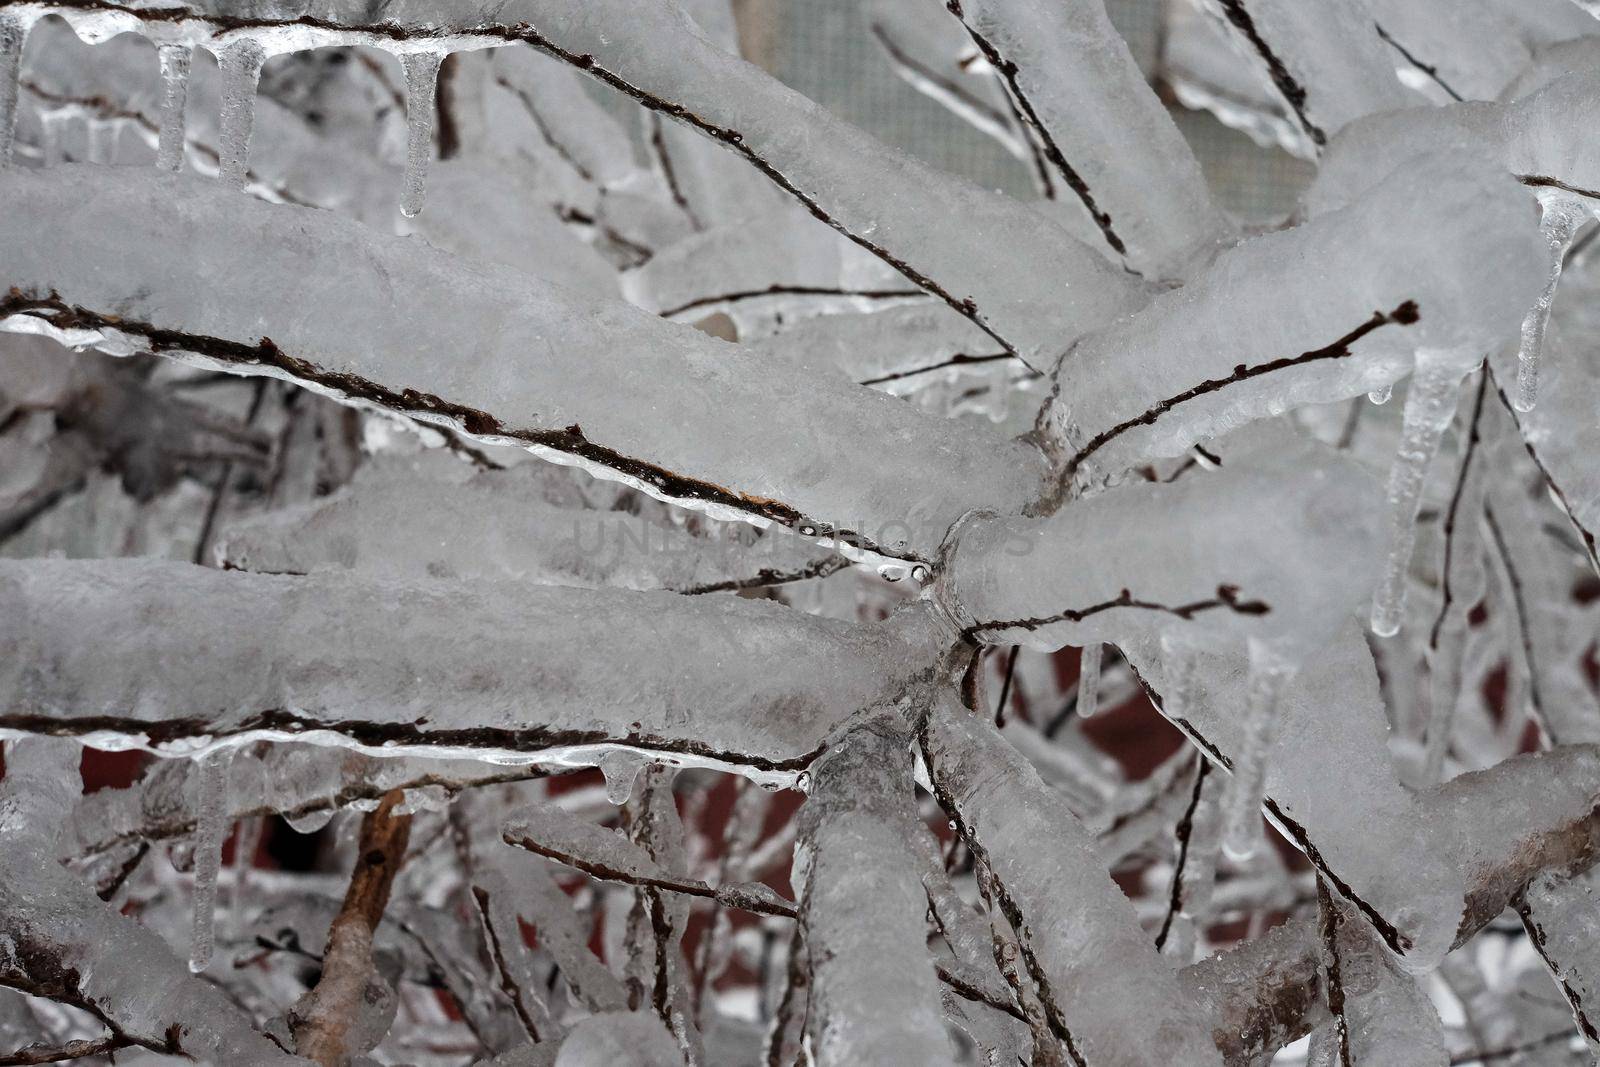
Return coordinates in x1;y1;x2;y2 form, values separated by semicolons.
0;1034;134;1066
1428;371;1489;651
944;0;1127;259
1315;880;1354;1067
657;285;925;320
1212;0;1326;147
1374;23;1463;102
502;826;800;919
1154;756;1210;951
294;791;414;1067
961;583;1270;643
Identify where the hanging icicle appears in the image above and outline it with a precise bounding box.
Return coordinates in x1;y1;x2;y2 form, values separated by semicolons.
398;51;444;218
216;38;265;189
1221;640;1294;860
188;748;234;973
1513;193;1591;412
1369;350;1476;637
1077;642;1103;719
0;13;32;168
156;43;194;173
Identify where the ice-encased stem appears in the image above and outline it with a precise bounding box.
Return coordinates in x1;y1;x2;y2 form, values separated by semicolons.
1077;642;1103;719
216;39;265;189
188;748;234;973
0;14;27;167
1369;352;1474;637
156;44;194;173
399;51;443;218
1221;642;1294;861
1513;195;1591;412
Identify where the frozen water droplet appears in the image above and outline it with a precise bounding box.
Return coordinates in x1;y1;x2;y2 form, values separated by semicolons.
910;564;930;583
1370;351;1473;637
1367;383;1392;405
1513;195;1590;412
799;524;817;537
1077;642;1103;719
794;770;812;793
398;51;444;218
188;748;234;973
1222;641;1293;861
284;806;334;834
216;38;265;189
0;14;28;168
156;44;193;173
599;749;646;805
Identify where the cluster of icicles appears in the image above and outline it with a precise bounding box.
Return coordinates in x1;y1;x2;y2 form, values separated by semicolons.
0;9;446;216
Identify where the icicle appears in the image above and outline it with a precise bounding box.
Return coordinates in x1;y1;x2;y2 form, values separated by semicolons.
156;44;193;173
398;51;444;218
1513;194;1590;412
1076;642;1103;719
188;748;234;973
39;109;69;166
1367;383;1392;405
1369;351;1474;637
85;117;116;164
228;814;262;937
0;13;29;167
1221;640;1293;861
599;749;648;805
216;38;265;189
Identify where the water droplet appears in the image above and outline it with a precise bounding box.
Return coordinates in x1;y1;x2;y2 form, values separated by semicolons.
284;806;334;834
599;749;646;805
1367;383;1392;405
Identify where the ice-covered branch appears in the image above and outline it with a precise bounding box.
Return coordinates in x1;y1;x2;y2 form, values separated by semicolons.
1040;152;1544;487
918;693;1222;1065
794;710;957;1065
1185;743;1600;1063
942;0;1233;276
0;165;1049;566
0;558;936;781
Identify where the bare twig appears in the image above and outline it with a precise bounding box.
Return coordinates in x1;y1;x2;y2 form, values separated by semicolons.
294;790;414;1067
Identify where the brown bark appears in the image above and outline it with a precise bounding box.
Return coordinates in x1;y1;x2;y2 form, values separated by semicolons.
294;790;414;1067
